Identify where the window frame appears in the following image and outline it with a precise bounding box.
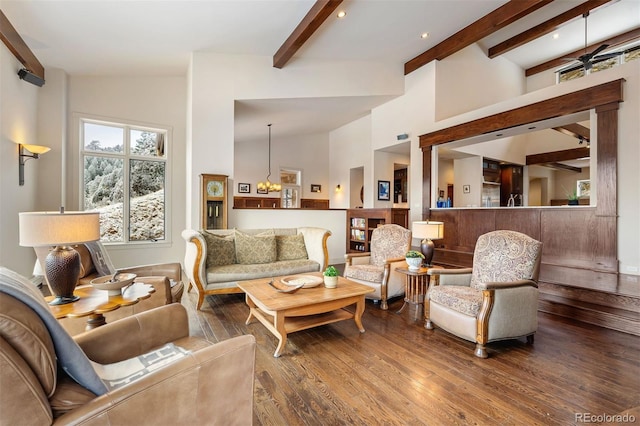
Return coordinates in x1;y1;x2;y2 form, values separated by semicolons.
77;114;172;246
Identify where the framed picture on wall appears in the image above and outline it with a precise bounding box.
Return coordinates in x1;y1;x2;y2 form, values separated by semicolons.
257;187;268;194
311;184;321;193
238;183;250;193
577;179;590;197
378;180;390;201
463;184;470;194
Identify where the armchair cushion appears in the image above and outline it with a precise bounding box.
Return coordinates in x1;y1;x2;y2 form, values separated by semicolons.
370;224;411;267
429;285;482;317
470;231;542;289
344;264;384;283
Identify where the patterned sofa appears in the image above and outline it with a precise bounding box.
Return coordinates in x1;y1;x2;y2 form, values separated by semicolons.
182;227;331;310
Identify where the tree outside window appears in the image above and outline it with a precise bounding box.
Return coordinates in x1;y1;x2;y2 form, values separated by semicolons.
81;119;167;243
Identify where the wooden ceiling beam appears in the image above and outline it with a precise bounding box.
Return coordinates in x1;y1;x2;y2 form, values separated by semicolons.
526;147;590;165
404;0;552;75
488;0;612;59
552;123;590;142
273;0;343;69
525;26;640;76
0;10;44;82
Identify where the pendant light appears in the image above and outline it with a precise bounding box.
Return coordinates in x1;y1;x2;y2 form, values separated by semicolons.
257;124;281;192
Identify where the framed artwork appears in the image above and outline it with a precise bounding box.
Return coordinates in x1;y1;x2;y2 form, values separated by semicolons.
463;184;470;194
378;180;390;201
311;184;321;193
238;183;250;194
577;179;590;197
256;187;268;194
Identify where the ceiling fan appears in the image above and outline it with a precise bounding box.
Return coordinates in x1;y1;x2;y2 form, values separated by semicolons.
560;12;624;72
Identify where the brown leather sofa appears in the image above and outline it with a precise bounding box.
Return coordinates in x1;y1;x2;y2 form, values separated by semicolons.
35;244;185;335
0;288;256;425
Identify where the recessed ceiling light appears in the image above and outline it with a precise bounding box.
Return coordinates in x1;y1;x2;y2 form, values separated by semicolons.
337;10;346;18
421;32;430;39
552;33;560;40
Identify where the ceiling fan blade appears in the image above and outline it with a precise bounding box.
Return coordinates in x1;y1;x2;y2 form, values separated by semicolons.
593;51;624;61
589;44;610;58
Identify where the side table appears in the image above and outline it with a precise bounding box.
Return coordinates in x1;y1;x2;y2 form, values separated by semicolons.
46;282;155;331
395;265;442;321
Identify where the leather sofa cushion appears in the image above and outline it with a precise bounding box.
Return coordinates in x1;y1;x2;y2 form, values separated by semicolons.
276;234;308;261
0;293;56;396
235;230;276;264
206;259;319;284
429;285;482;317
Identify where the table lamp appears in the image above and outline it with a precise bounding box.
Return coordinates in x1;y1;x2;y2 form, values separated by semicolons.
19;210;100;305
412;221;444;266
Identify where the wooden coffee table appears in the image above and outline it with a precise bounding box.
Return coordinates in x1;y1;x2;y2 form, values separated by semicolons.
238;273;374;357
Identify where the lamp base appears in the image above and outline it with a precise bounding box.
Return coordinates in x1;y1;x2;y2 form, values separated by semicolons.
420;238;435;267
45;245;81;306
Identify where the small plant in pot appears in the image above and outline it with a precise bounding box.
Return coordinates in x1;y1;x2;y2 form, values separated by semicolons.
323;265;339;288
405;250;425;271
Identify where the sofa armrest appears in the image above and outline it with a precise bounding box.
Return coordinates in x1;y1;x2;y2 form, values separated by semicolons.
119;262;182;283
181;230;208;294
55;335;256;426
298;227;331;270
74;304;190;364
479;279;538;290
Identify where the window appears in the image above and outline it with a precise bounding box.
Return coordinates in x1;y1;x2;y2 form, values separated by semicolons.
80;118;168;243
280;168;301;208
557;43;640;83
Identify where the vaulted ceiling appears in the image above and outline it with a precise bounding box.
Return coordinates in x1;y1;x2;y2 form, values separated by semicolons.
2;0;639;142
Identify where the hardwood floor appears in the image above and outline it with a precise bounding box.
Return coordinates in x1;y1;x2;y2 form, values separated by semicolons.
182;287;640;425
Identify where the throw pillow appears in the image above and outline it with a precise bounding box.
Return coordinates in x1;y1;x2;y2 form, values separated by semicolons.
202;232;236;266
276;234;308;261
235;229;276;265
74;244;95;278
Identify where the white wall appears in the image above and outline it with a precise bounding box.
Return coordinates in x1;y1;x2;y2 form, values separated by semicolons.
234;132;329;200
453;156;482;207
66;76;188;267
0;43;42;276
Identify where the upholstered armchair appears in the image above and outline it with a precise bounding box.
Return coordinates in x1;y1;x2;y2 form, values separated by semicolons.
344;224;412;310
0;267;255;425
426;230;543;358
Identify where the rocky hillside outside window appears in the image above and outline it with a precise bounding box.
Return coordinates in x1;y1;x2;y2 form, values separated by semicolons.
80;118;168;243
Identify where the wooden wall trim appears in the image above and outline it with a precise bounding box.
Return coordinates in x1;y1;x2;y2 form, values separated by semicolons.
419;79;624;148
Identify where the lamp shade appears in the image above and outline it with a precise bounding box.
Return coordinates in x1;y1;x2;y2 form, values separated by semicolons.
19;211;100;247
412;221;444;240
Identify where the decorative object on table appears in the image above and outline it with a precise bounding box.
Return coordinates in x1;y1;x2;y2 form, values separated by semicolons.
311;184;321;193
563;185;580;205
377;180;390;201
412;221;444;266
267;279;303;293
405;250;424;271
90;273;137;296
257;124;281;193
323;265;339;288
238;182;250;193
19;209;100;305
281;275;323;288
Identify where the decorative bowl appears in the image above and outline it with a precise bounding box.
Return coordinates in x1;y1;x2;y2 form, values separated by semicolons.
405;257;422;271
268;279;303;294
280;275;323;288
90;273;137;296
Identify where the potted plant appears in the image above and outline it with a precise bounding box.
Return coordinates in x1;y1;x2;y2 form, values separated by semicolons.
405;250;424;271
564;186;580;205
323;265;339;288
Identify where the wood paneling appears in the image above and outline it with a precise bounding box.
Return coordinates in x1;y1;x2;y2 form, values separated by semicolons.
495;209;541;240
595;103;618;218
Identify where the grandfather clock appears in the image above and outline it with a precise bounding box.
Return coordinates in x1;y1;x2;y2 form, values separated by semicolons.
201;174;228;230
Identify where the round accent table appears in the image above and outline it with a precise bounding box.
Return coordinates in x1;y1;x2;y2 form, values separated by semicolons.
46;282;155;331
395;265;443;322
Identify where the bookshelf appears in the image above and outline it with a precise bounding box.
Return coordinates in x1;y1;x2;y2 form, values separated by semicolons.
346;208;409;253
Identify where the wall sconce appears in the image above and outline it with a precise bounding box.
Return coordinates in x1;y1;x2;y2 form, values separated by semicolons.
18;143;50;186
335;184;341;192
